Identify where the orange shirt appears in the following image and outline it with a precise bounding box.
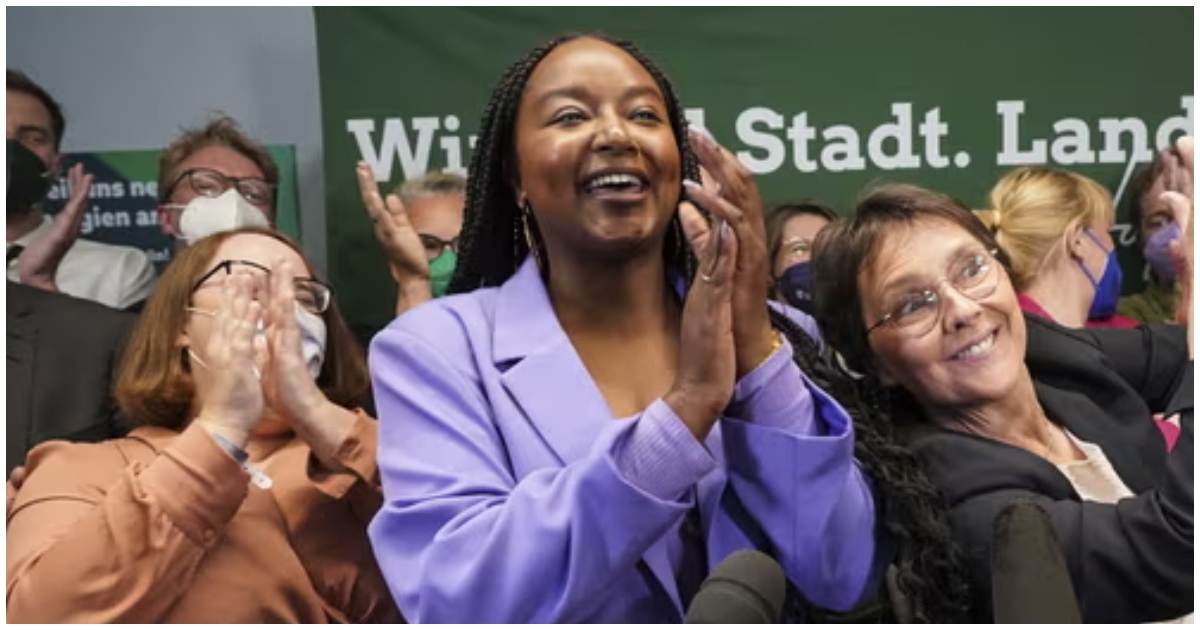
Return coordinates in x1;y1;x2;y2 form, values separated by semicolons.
6;411;402;623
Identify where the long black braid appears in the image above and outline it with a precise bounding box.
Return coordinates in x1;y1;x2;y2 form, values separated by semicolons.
451;32;968;622
771;311;971;622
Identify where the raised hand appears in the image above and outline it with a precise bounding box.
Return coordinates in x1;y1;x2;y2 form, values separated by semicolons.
17;163;93;292
1161;136;1194;353
683;127;776;378
260;258;355;464
357;163;430;281
194;273;266;445
260;258;327;424
665;201;739;441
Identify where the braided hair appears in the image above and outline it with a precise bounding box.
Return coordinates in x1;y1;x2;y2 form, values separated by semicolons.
448;32;698;293
451;33;969;622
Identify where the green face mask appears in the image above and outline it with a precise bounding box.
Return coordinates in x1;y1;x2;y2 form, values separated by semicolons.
429;249;457;298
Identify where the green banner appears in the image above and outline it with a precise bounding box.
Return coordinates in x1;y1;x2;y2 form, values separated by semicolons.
45;146;304;273
316;7;1194;333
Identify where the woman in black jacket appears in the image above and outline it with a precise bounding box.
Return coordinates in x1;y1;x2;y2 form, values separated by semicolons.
808;143;1193;622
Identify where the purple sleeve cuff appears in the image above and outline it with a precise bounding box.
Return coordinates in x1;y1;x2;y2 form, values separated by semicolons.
726;338;852;437
612;399;718;501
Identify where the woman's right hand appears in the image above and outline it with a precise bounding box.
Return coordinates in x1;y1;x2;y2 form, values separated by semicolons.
194;273;265;446
357;162;431;283
1162;136;1194;356
664;201;739;441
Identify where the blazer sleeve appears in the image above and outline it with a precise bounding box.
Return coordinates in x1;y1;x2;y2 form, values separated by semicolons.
6;424;251;623
951;410;1193;623
721;338;878;611
1085;323;1190;412
367;327;720;623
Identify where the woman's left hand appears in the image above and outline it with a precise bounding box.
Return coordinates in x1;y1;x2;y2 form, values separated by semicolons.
261;258;360;463
261;259;330;424
683;127;777;377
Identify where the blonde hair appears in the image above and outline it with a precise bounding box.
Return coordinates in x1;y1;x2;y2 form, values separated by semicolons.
979;167;1114;291
392;170;467;208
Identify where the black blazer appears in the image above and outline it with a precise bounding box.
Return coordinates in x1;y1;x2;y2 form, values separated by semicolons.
6;282;136;475
905;314;1192;623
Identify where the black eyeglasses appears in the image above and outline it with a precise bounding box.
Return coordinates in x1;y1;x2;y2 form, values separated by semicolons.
192;259;333;315
866;249;1001;338
419;233;459;260
165;168;276;209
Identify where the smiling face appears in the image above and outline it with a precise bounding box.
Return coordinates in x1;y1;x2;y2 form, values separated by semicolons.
511;37;682;262
860;218;1026;412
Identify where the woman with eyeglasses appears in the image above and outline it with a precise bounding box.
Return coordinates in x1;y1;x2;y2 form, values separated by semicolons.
364;33;974;624
764;200;837;314
6;227;402;623
809;157;1194;622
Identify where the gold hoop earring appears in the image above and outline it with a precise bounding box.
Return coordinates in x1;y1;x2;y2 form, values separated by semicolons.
522;201;546;275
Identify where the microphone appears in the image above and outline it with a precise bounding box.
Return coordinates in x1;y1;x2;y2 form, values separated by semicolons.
684;549;787;623
990;500;1081;623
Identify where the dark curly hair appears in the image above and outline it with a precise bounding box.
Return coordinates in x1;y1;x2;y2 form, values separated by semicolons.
450;33;969;622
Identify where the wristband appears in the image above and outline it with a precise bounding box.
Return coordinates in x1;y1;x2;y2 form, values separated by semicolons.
210;430;273;490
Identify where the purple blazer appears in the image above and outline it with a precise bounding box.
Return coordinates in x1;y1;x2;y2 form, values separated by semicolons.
368;258;877;623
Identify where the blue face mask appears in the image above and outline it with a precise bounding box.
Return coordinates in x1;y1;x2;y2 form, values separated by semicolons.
1078;230;1123;320
777;261;814;314
1143;222;1180;286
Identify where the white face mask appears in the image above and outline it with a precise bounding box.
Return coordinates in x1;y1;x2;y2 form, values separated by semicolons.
175;189;270;244
187;303;326;379
294;306;327;379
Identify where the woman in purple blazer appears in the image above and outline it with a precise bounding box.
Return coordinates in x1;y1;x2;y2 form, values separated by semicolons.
367;33;965;623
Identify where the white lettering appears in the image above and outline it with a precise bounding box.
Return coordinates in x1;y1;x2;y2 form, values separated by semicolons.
997;101;1047;165
1155;96;1194;150
346;117;440;182
1097;117;1152;164
867;103;920;170
919;108;949;169
821;125;865;172
1049;118;1095;165
735;107;786;174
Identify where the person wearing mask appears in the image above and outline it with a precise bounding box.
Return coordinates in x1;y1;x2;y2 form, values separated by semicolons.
809;138;1193;622
367;33;967;623
976;166;1138;329
1118;146;1190;325
156;116;278;245
7;69;156;310
765;200;837;314
6;227;400;623
356;166;464;317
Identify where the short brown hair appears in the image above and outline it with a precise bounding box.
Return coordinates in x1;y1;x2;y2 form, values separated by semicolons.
6;69;66;149
157;116;280;211
115;227;370;428
811;183;1009;375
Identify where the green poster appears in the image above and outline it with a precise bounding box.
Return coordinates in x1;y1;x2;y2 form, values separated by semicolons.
315;7;1193;333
